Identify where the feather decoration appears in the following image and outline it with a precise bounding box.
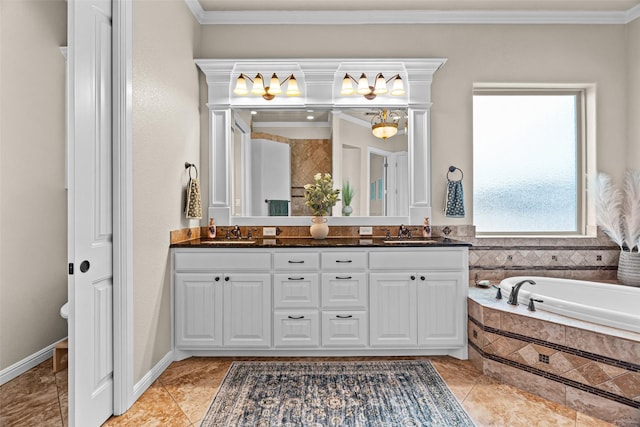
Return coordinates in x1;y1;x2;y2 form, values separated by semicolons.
596;173;625;249
622;171;640;252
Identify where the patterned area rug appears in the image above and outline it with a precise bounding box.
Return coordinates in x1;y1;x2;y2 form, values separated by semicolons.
200;360;476;426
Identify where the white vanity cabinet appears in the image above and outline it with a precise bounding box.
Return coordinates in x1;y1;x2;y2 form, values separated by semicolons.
173;250;271;350
172;244;468;358
369;249;468;350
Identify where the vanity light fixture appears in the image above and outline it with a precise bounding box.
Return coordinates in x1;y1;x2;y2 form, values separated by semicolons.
233;73;300;100
341;73;405;100
371;109;401;140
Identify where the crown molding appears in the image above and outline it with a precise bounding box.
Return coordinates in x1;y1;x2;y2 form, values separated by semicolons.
184;3;637;26
627;4;640;23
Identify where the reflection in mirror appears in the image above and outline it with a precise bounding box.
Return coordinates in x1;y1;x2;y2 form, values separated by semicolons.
231;108;407;218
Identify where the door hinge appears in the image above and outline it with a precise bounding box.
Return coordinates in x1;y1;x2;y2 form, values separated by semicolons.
69;263;74;275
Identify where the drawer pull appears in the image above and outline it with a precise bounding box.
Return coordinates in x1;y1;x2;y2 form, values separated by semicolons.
335;276;352;280
336;315;353;319
336;260;352;263
287;315;305;319
288;260;305;264
288;277;305;281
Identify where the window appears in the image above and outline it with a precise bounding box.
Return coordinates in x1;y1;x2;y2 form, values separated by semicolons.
473;90;584;235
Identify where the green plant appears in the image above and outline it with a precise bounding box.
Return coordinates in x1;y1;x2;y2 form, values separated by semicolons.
304;173;340;216
342;181;355;206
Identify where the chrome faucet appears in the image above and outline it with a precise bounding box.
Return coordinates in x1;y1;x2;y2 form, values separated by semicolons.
398;224;412;239
231;225;242;239
507;279;536;305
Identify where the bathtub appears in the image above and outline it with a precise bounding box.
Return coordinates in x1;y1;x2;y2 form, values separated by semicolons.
499;276;640;334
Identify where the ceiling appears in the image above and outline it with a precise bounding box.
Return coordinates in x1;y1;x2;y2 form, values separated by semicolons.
198;0;640;13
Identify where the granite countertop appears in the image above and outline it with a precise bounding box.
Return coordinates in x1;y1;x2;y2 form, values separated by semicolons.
170;236;472;248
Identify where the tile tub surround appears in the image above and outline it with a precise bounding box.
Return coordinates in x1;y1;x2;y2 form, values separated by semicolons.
468;287;640;426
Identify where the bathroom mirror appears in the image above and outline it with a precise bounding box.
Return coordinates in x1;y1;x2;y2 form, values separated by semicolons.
230;108;408;218
196;58;445;226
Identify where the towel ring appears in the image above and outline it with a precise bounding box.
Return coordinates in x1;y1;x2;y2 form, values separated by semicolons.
185;162;198;179
447;166;463;181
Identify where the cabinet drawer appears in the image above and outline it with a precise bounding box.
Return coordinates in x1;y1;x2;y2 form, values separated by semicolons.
322;311;368;347
369;250;465;271
321;273;367;308
321;252;366;270
274;252;319;270
174;251;271;271
273;310;320;347
274;274;319;309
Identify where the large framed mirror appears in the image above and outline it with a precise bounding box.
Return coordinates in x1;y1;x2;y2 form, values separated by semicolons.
231;108;408;218
196;58;446;226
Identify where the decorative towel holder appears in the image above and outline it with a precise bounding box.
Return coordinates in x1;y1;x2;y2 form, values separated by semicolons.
185;162;198;179
447;165;463;181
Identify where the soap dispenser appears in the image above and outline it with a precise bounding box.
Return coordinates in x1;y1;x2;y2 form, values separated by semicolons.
422;217;431;238
208;218;217;239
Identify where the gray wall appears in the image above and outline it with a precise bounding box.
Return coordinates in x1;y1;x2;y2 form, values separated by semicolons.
199;23;630;225
0;0;68;371
628;18;640;169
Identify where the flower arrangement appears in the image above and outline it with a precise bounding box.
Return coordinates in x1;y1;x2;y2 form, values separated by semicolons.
304;173;340;216
596;171;640;252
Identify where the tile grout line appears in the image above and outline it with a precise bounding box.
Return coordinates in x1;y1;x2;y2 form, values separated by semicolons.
158;378;196;425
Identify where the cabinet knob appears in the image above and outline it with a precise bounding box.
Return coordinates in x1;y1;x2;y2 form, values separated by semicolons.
214;277;220;282
224;276;230;282
410;275;416;280
420;276;426;281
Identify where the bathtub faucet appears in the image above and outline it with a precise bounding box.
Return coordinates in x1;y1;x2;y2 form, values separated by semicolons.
507;279;536;305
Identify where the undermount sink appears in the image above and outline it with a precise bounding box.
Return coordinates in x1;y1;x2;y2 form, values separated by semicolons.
383;239;438;244
200;240;256;245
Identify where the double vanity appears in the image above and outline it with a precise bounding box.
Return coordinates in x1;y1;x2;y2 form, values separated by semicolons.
171;237;470;360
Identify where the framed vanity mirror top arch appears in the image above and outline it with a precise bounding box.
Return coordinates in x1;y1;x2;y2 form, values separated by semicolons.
195;58;447;226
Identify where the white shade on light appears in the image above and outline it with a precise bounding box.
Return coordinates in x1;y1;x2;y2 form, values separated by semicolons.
251;73;266;95
373;73;388;95
356;73;370;95
286;75;300;96
269;73;282;95
390;76;406;96
341;74;354;95
233;74;249;96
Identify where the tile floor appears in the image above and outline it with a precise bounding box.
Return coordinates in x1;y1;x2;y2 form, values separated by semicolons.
0;356;616;427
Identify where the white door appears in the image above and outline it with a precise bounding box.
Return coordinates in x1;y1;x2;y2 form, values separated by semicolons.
369;273;417;346
223;273;271;347
175;274;223;348
67;0;113;425
417;272;466;347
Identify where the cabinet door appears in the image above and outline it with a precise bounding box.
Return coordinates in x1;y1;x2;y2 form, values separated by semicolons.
322;311;368;347
223;273;272;347
321;273;367;308
369;273;417;347
175;273;223;348
416;271;466;347
273;310;320;347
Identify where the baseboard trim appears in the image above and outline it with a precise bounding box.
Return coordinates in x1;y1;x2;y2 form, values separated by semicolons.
132;350;173;401
0;337;68;386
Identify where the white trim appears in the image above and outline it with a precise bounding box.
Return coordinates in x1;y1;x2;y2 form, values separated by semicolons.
627;4;640;23
112;0;134;416
188;8;632;26
132;351;174;401
253;121;330;129
0;338;67;385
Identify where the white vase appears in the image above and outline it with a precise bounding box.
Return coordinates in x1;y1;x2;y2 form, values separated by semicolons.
342;205;353;216
310;216;329;239
618;250;640;287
